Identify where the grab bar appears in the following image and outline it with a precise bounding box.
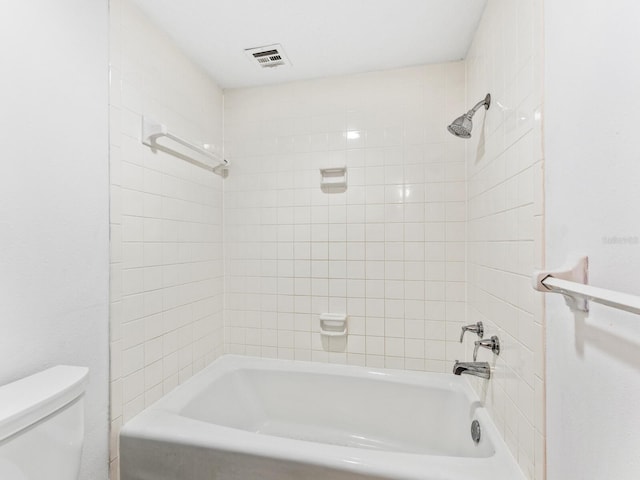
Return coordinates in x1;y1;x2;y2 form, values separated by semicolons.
142;117;229;177
533;256;640;314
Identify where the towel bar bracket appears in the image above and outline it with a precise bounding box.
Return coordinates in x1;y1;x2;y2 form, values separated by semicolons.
533;256;640;316
533;256;589;312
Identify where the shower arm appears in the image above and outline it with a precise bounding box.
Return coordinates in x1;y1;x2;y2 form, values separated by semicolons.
466;94;492;117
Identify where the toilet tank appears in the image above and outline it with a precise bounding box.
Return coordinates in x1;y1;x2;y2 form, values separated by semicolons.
0;366;89;480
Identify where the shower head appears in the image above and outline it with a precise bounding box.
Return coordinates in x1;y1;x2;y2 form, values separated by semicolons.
448;114;474;138
447;93;491;139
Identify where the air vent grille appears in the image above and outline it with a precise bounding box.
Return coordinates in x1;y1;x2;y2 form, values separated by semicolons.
244;44;291;69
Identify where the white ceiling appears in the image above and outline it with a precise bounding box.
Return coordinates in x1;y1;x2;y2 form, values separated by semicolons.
130;0;487;89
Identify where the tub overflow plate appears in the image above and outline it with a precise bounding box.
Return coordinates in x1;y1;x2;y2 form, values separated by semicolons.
471;420;481;444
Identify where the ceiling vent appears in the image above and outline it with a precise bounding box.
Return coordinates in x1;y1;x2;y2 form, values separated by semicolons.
244;44;291;69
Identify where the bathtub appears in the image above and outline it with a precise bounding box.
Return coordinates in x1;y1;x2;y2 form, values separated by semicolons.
120;355;524;480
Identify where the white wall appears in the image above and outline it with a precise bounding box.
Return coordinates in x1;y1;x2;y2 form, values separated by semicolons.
545;2;640;479
224;64;467;371
0;2;110;479
109;0;225;478
464;1;545;478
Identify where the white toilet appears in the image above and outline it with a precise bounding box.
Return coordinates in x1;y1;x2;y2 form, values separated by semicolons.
0;366;89;480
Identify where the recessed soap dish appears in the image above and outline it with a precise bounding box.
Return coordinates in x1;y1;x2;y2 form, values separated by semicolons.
320;167;347;193
319;313;348;337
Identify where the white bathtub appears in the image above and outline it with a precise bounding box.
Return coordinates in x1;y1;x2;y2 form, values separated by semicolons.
120;355;524;480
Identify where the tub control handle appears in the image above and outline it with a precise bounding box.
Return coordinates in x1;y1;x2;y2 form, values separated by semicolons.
460;321;484;343
473;336;500;361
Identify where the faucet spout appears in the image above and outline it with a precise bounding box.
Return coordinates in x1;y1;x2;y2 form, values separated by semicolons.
453;361;491;380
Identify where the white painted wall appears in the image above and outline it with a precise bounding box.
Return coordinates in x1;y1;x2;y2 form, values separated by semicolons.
0;2;110;479
545;2;640;479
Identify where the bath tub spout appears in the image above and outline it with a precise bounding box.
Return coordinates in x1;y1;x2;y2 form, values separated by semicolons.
453;361;491;379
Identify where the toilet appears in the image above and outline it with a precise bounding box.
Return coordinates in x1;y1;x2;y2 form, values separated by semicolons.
0;366;89;480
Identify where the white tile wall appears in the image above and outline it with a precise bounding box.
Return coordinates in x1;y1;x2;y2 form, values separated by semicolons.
109;0;225;478
223;64;467;371
463;0;545;479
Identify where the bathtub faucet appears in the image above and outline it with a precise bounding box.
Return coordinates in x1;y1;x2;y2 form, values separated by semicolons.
452;361;491;380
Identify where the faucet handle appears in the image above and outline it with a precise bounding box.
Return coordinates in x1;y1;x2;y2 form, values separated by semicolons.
460;321;484;343
473;335;501;361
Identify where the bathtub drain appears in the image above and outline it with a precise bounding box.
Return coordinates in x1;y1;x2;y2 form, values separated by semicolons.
471;420;481;444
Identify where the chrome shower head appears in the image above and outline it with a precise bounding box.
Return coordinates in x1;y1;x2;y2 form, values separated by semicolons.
447;93;491;139
447;114;473;138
